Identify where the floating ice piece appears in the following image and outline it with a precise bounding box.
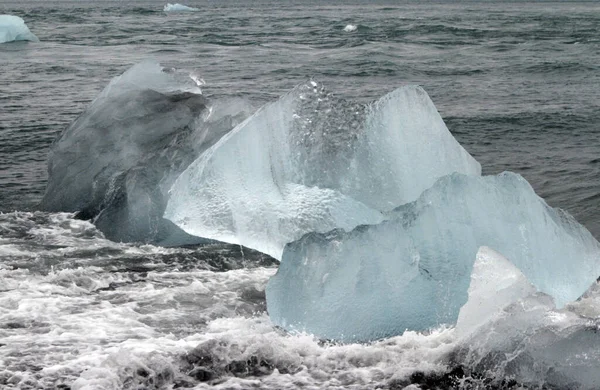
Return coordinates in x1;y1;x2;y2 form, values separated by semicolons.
343;24;357;32
453;247;600;390
0;15;39;43
266;172;600;341
165;82;480;259
455;246;537;337
164;3;199;12
41;60;252;244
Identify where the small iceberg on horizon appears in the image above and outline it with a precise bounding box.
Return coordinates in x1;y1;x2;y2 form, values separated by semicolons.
164;3;199;12
0;15;39;44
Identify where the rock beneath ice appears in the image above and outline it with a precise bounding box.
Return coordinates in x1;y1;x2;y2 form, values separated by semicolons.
266;172;600;341
453;249;600;389
165;82;480;259
41;60;252;244
0;15;39;43
164;3;199;12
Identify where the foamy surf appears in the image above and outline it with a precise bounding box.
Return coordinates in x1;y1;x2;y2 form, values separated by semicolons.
0;212;458;389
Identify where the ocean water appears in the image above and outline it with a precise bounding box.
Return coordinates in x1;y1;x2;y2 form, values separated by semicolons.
1;1;599;389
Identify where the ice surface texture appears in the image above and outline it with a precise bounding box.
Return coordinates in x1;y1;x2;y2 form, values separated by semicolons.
454;246;537;338
266;172;600;341
453;247;600;390
165;82;480;259
0;15;39;43
164;3;199;12
41;61;250;244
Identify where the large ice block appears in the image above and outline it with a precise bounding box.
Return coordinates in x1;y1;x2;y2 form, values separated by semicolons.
165;82;480;259
266;172;600;341
41;60;251;244
0;15;39;43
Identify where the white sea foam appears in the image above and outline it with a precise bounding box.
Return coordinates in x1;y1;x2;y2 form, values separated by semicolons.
343;24;357;32
2;212;600;388
0;212;456;389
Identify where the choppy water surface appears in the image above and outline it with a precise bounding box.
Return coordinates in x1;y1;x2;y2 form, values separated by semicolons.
1;1;599;388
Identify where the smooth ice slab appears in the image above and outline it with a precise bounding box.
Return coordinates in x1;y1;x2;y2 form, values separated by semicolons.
266;172;600;341
0;15;39;43
454;248;600;389
164;3;199;12
41;60;251;244
165;82;480;259
455;246;537;337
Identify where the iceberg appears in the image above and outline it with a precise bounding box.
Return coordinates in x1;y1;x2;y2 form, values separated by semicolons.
0;15;39;44
41;60;252;244
164;3;199;12
165;82;480;259
454;247;600;390
266;172;600;342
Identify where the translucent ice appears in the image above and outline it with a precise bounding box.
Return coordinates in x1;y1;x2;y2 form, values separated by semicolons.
165;82;480;259
455;246;537;338
266;172;600;341
0;15;39;43
163;3;199;12
41;60;252;244
454;248;600;389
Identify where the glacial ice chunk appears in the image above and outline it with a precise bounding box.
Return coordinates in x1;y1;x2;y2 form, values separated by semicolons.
266;172;600;341
453;249;600;389
164;3;199;12
165;82;480;259
455;246;537;337
0;15;39;44
41;60;252;244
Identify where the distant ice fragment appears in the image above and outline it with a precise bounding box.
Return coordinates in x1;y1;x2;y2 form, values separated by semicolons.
266;172;600;342
343;24;357;32
0;15;39;43
165;82;480;259
41;60;252;244
164;3;199;12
